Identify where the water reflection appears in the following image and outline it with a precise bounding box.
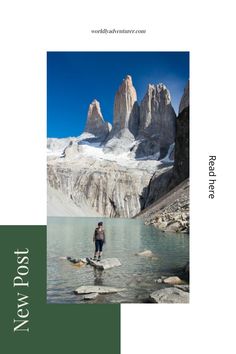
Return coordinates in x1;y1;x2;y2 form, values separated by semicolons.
93;268;104;285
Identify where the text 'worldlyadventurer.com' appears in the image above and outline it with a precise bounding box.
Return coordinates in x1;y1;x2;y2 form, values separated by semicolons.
91;29;146;34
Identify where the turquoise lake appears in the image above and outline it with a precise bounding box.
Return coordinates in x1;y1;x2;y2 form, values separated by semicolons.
47;217;189;303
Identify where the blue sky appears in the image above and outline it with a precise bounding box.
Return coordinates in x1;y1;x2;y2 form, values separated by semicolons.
47;52;189;138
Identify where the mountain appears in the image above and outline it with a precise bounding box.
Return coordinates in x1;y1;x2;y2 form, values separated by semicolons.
47;75;188;226
104;76;176;157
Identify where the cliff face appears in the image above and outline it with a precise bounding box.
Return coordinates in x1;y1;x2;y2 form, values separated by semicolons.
136;84;176;158
143;80;189;206
179;80;189;115
113;75;139;134
47;154;168;217
137;81;190;232
172;106;189;185
103;75;140;154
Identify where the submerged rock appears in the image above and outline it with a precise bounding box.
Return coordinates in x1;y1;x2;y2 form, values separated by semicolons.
74;285;126;295
83;293;99;300
136;250;154;257
66;256;87;267
150;287;189;303
87;257;121;270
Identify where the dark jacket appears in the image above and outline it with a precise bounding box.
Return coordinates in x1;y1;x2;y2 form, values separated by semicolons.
93;227;105;241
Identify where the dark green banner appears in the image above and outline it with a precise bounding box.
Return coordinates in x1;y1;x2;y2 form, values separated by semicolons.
0;226;120;353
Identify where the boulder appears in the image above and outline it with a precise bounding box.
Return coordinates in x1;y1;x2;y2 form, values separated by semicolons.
165;221;182;233
163;276;183;285
150;287;189;303
74;285;125;295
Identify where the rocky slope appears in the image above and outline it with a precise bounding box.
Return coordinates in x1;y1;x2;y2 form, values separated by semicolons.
136;81;190;232
47;185;102;217
47;75;188;223
136;179;189;233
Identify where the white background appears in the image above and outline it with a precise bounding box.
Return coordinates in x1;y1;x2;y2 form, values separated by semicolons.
0;1;235;353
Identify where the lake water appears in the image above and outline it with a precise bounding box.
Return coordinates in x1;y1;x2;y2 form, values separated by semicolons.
47;217;189;303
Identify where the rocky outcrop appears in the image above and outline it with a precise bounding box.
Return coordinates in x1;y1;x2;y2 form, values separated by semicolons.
104;77;176;158
84;99;111;142
104;75;139;154
134;84;176;158
136;81;189;232
149;287;189;303
145;81;189;201
113;75;139;135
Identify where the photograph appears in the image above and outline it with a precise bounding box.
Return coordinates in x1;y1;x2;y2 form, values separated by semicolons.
47;51;189;304
2;1;235;353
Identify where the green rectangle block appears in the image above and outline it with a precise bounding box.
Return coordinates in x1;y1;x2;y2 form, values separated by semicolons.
0;226;120;354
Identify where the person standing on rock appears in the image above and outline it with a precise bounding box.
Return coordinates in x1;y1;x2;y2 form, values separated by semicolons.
93;222;106;261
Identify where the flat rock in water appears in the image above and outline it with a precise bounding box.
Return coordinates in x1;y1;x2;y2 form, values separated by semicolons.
83;292;99;300
87;258;121;270
75;285;125;295
150;288;189;303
